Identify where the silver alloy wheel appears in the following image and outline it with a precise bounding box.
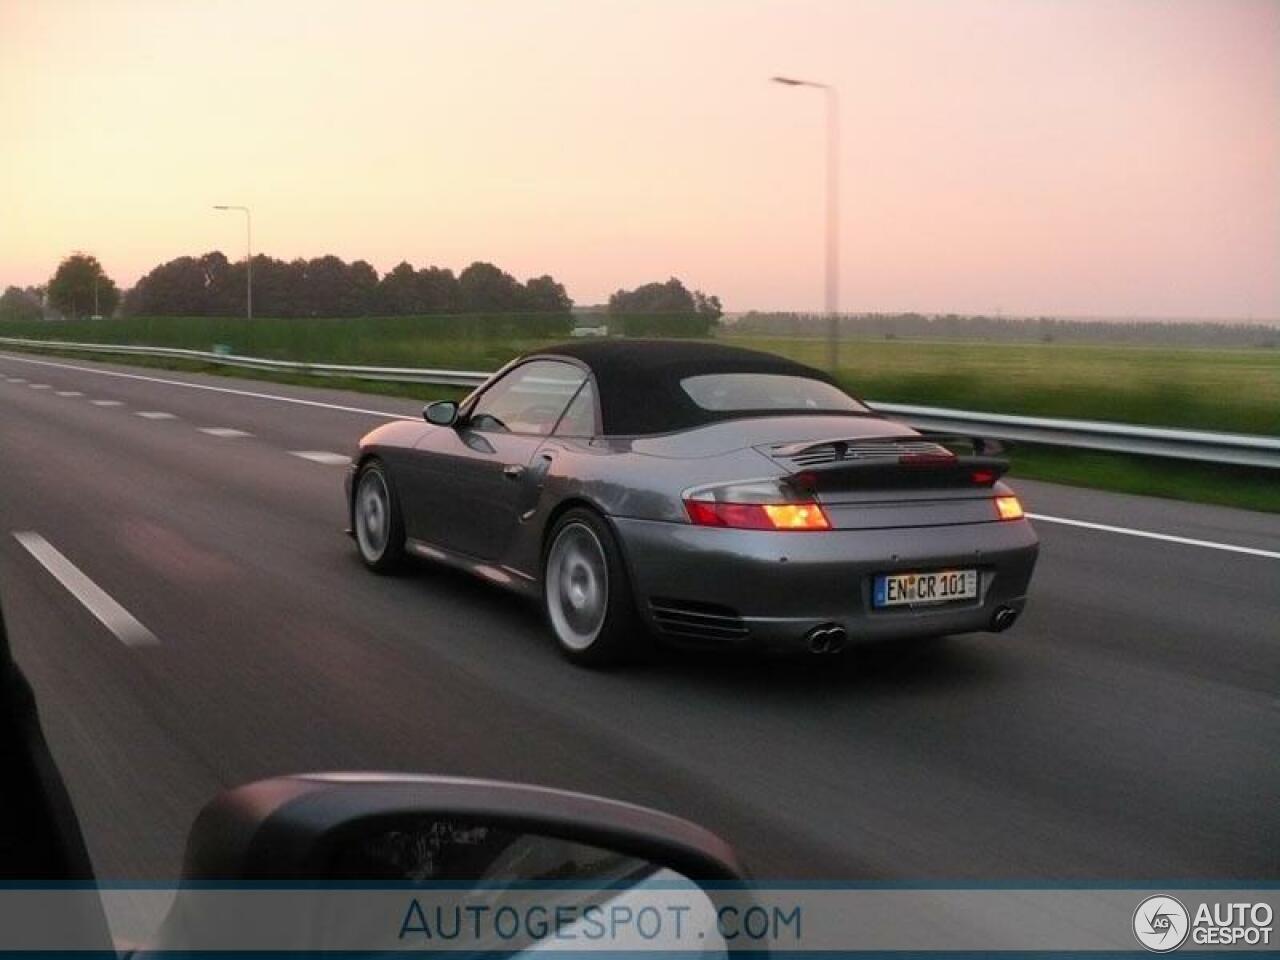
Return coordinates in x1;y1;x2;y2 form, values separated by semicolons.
355;468;391;562
545;521;610;651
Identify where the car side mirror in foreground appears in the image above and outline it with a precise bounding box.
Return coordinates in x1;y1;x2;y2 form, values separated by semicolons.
154;774;754;954
423;400;459;426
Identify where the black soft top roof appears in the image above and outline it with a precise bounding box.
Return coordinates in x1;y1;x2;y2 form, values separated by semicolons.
531;339;843;436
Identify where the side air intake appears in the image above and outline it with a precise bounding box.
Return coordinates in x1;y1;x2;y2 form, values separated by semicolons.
648;597;749;644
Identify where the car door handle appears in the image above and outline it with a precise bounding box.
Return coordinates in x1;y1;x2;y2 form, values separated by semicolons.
502;464;526;480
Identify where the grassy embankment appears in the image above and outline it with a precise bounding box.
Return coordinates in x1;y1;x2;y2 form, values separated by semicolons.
1;316;1276;512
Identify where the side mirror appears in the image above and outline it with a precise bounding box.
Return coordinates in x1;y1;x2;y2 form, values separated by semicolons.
423;400;459;426
179;773;746;882
155;774;755;954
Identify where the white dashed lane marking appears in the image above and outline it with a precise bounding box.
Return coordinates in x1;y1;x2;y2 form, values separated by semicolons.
91;400;123;407
29;383;51;389
13;532;158;647
135;411;177;420
199;427;253;439
56;390;84;397
0;353;415;421
290;451;351;466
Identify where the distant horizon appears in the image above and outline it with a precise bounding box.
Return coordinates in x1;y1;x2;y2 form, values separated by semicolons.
7;247;1279;327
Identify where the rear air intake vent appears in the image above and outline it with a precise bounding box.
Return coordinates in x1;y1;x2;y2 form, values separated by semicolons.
649;598;749;644
775;439;954;468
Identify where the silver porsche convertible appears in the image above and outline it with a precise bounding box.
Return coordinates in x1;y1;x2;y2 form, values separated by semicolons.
346;340;1038;665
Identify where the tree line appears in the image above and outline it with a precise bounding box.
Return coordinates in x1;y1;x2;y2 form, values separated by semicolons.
6;254;725;337
122;252;573;318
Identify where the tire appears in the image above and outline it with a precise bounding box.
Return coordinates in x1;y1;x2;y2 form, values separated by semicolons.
353;458;406;573
542;508;642;667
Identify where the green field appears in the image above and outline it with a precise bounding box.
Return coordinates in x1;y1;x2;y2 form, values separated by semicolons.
743;336;1279;436
2;316;1276;511
0;315;559;373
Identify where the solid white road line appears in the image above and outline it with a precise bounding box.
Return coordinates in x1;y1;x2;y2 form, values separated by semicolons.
1027;513;1280;560
199;427;252;438
91;399;123;407
135;411;177;420
56;390;84;397
0;353;416;421
13;532;158;646
290;450;352;465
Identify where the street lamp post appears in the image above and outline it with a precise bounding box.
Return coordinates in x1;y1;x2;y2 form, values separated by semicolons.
213;204;253;321
771;76;840;371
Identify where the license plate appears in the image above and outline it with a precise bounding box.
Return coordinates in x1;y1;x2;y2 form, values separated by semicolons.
873;569;978;607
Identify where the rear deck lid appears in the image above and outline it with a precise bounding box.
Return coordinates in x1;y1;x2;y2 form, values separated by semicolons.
757;435;1010;529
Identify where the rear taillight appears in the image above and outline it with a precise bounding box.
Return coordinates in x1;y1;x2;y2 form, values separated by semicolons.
994;495;1024;520
686;481;834;535
684;499;830;530
683;480;832;531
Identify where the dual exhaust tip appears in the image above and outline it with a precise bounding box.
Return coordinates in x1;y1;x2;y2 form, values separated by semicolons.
806;623;847;654
806;605;1018;652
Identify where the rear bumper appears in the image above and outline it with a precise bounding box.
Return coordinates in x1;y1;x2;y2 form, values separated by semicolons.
612;516;1039;653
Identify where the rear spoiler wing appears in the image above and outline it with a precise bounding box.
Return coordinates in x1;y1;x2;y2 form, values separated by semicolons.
767;433;1009;460
781;454;1009;492
765;432;1011;492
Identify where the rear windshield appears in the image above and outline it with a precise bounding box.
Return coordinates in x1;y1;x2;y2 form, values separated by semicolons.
680;373;867;414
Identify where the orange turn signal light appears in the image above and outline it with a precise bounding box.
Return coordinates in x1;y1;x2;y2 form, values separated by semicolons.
761;503;831;530
994;495;1024;520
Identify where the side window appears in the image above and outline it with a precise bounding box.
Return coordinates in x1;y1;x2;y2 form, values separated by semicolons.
554;380;598;437
468;360;586;436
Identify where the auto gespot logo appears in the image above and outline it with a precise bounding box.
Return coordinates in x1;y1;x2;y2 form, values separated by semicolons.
1133;895;1274;951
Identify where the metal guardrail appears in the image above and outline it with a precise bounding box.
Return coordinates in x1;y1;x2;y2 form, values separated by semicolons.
0;336;490;388
2;335;1277;469
870;403;1279;469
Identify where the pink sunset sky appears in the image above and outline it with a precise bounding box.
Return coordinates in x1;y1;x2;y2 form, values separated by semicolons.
2;0;1277;318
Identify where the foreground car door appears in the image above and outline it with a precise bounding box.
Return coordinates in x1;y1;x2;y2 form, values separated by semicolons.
412;359;585;561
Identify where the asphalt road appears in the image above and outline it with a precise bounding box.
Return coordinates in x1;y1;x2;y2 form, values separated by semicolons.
0;350;1276;884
